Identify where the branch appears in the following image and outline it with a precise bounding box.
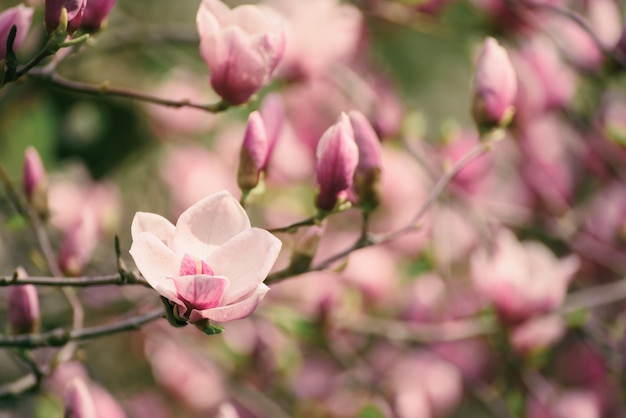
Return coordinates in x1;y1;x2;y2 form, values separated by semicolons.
0;308;164;349
0;273;150;288
266;138;495;284
27;69;231;113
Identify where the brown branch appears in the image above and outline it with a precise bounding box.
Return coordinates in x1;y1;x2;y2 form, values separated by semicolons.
0;273;150;288
27;69;231;112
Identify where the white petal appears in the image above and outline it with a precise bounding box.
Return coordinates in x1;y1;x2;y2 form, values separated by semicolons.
131;212;175;245
190;284;269;322
206;228;281;304
173;191;251;258
129;233;178;298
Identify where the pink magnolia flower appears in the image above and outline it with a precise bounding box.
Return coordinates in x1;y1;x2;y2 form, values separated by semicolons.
196;0;285;105
471;229;579;323
130;191;282;323
64;379;97;418
237;111;269;191
8;268;40;335
315;113;359;212
0;4;34;60
473;37;517;128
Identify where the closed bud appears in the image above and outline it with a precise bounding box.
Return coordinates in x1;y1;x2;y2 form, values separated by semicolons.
23;146;49;220
315;113;359;212
237;111;268;191
81;0;116;32
58;210;99;276
0;4;34;60
64;379;97;418
289;225;324;274
45;0;87;34
8;268;40;335
472;37;517;131
348;110;382;212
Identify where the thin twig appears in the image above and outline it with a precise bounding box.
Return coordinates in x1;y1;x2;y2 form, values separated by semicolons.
27;69;230;112
0;308;164;349
0;273;150;287
267;217;317;234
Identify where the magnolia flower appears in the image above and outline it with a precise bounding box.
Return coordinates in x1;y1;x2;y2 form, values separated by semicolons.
471;229;579;322
472;37;517;128
315;113;359;212
196;0;285;105
130;191;282;323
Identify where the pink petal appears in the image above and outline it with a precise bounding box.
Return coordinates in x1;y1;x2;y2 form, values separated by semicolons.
205;228;281;305
196;0;232;38
129;233;179;301
189;284;269;322
173;191;250;259
131;212;175;245
171;275;230;310
179;253;215;276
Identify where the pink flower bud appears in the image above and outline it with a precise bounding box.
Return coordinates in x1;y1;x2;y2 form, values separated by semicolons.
237;111;268;191
0;4;34;60
22;146;49;219
81;0;116;32
315;113;359;212
348;110;382;211
473;37;517;129
259;93;284;160
58;210;99;276
8;268;40;335
196;0;285;104
45;0;86;34
64;379;97;418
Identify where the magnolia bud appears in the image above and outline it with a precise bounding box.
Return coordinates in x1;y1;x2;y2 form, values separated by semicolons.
237;111;268;191
348;110;382;212
0;4;34;60
289;225;324;274
315;113;359;212
22;146;49;220
64;379;97;418
45;0;87;34
472;37;517;131
58;210;99;277
8;268;40;335
81;0;117;32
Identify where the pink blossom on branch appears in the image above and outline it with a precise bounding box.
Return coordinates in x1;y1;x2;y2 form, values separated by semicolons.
129;191;282;325
471;229;579;323
81;0;116;32
0;4;34;60
315;113;359;212
196;0;285;105
472;37;517;129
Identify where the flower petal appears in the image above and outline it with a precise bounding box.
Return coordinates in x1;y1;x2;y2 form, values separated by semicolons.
131;212;175;245
171;275;230;310
129;232;179;300
189;284;269;322
206;228;281;305
173;191;251;258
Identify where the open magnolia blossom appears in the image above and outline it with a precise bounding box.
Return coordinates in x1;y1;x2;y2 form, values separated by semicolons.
129;191;282;323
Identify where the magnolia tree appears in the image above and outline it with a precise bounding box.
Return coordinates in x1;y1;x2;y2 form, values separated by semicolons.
1;0;626;417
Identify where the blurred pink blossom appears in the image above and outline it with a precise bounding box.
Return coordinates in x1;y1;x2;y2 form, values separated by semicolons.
471;229;579;322
266;0;362;80
8;268;39;335
510;314;566;354
389;352;463;417
130;191;282;323
473;37;517;127
237;111;269;191
526;386;601;418
147;338;226;413
0;4;34;60
81;0;116;31
196;0;285;104
64;379;97;418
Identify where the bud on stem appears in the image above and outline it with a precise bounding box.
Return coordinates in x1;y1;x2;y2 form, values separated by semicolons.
8;268;40;335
